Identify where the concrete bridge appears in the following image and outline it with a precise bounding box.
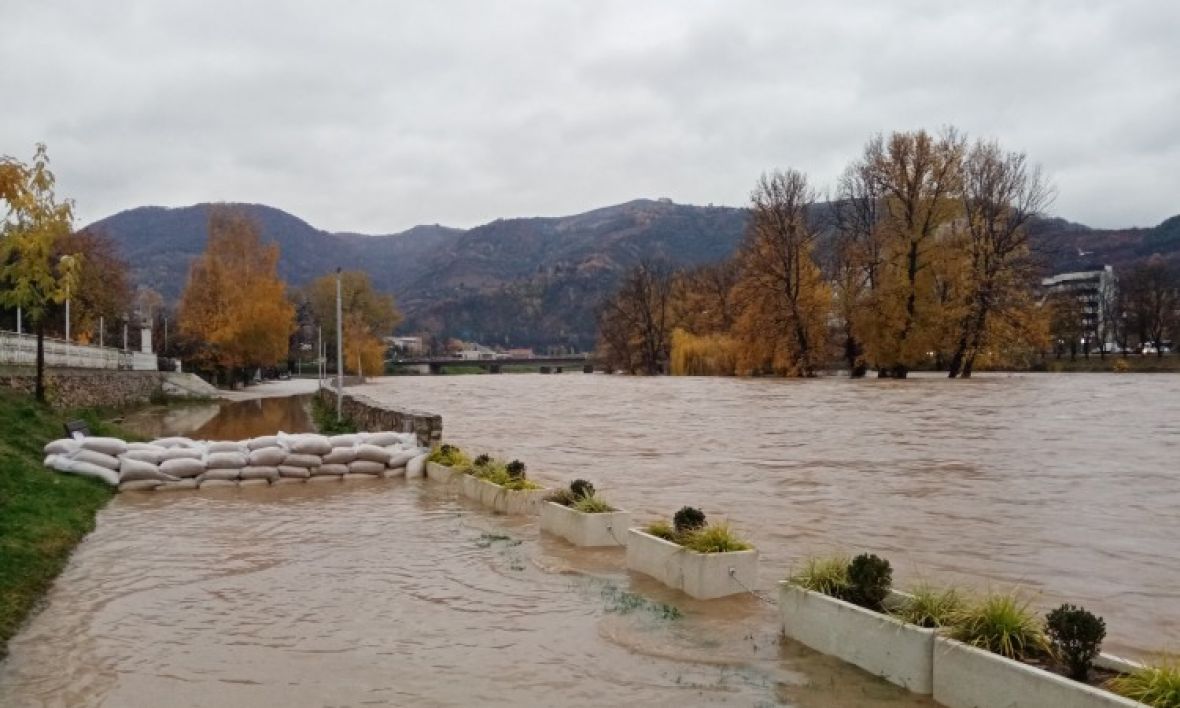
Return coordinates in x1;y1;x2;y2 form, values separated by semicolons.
388;355;593;375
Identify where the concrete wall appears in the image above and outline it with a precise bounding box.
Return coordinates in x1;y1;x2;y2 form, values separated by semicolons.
625;528;758;600
540;501;632;547
317;386;442;448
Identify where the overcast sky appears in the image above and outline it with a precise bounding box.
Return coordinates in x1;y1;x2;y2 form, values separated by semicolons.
3;1;1178;233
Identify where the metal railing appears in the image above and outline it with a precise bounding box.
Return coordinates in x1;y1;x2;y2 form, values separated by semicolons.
0;330;160;371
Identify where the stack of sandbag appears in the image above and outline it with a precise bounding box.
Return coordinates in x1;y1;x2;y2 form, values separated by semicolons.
40;430;430;492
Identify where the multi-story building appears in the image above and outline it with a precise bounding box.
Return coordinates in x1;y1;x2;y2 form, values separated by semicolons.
1041;265;1117;351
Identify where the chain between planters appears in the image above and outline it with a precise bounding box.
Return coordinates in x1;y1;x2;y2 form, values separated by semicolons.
728;567;776;606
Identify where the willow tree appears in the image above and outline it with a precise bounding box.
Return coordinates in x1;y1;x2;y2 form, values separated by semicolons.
0;145;79;401
947;140;1053;377
178;207;295;386
730;169;830;377
307;271;401;375
856;129;966;378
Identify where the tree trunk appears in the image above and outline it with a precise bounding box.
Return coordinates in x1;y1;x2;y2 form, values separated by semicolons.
35;319;46;403
845;334;866;378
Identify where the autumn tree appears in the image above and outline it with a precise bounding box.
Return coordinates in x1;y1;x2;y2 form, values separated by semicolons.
730;169;831;376
946;140;1053;377
56;229;133;346
177;207;295;386
1123;257;1179;356
594;261;673;374
855;129;966;378
307;270;401;376
831;161;886;377
0;145;79;401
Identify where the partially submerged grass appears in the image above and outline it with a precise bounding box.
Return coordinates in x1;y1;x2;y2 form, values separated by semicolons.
680;524;751;553
948;590;1051;660
1107;659;1180;707
645;520;676;540
0;388;133;658
891;583;966;628
788;555;852;598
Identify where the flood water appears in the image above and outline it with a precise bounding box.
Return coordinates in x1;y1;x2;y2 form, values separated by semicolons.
119;395;314;440
1;373;1176;706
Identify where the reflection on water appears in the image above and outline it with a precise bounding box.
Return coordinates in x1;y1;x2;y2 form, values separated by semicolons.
0;481;932;707
120;395;314;440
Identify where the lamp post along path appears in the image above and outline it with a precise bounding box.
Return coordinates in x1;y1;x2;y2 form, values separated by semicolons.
335;268;344;421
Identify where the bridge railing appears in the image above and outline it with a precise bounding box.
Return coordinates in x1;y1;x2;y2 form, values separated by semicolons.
0;330;160;371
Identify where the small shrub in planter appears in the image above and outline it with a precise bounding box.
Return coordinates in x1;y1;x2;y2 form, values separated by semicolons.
545;480;611;509
506;460;526;479
846;553;892;611
429;444;470;468
642;509;751;551
891;583;965;628
473;453;491;467
570;478;595;499
673;506;706;535
1045;604;1106;682
1107;660;1180;707
571;494;614;514
949;590;1051;660
465;456;541;490
544;488;578;506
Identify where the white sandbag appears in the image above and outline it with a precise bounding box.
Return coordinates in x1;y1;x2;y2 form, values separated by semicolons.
152;436;195;448
157;479;199;492
271;477;305;486
127;442;160;451
201;468;241;481
80;437;128;457
322;447;356;465
159;447;203;461
59;458;120;486
160;457;205;479
348;460;386;475
44;439;80;456
288;434;332;456
240;466;279;481
307;475;340;484
248;447;286;466
382;467;406;479
207;441;247;454
342;472;380;481
278;465;311;479
387;451;416;469
205;452;248;469
72;448;121;470
238;478;269;487
405;453;428;480
366;432;401;447
328;434;360;448
248;435;279;450
121;448;164;464
119;457;179;483
282;453;322;468
354;444;392;464
199;479;238;489
44;453;62;469
312;463;348;476
120;479;163;491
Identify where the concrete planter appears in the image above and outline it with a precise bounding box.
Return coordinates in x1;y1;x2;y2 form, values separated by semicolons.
426;461;458;483
625;528;757;600
540;502;632;547
933;636;1144;708
456;474;548;515
778;584;936;694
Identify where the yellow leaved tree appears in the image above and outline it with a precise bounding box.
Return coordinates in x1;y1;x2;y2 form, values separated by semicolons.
306;271;401;376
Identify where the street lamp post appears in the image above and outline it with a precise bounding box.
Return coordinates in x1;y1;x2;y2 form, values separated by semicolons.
335;268;344;420
59;255;73;342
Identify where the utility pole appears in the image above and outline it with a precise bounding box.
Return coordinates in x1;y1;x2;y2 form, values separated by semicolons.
335;267;344;420
99;316;104;348
16;306;21;335
318;325;323;382
60;255;73;342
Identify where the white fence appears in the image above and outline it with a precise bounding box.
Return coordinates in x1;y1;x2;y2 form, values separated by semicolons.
0;331;160;371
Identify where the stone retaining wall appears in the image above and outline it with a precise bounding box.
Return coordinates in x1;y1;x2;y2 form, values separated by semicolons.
0;369;168;409
316;385;443;448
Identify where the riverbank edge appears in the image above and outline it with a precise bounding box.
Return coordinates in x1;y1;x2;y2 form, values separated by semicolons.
0;388;144;659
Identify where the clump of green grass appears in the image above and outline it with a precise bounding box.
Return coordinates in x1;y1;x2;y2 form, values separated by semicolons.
428;443;471;468
645;520;676;540
310;396;358;433
891;584;965;628
788;555;852;598
680;524;751;553
949;591;1051;660
1107;660;1180;707
463;456;541;490
572;494;615;514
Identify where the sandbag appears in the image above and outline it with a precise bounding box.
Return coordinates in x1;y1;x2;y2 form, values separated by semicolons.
282;453;322;468
405;453;428;480
387;451;416;469
159;447;203;461
80;437;128;457
288;434;332;456
238;478;269;487
127;442;160;451
119;457;179;483
160;457;205;479
307;475;340;484
278;465;311;479
348;460;386;475
366;432;401;447
248;447;286;466
328;434;360;448
120;479;163;491
152;436;195;448
199;479;238;489
157;479;198;491
382;467;406;479
240;466;279;481
72;448;121;470
342;472;380;481
44;439;80;456
207;441;247;454
247;435;279;450
311;463;348;476
205;452;248;469
322;448;356;465
201;468;241;481
271;477;305;486
121;448;164;464
354;444;392;464
58;458;119;486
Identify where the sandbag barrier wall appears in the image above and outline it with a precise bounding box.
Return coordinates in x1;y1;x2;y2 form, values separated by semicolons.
316;386;442;449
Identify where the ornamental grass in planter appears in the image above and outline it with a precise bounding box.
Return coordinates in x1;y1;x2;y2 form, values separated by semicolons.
457;454;547;515
425;443;471;482
540;479;632;547
626;507;757;600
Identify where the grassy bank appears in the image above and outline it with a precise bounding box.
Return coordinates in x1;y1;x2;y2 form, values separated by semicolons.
0;389;134;659
1034;355;1180;373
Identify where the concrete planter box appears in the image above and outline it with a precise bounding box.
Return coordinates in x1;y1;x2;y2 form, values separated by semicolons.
456;474;548;515
625;528;757;600
778;584;936;694
426;461;458;483
933;636;1144;708
540;501;632;547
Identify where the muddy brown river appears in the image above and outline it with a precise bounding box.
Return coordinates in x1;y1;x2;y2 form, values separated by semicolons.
2;372;1176;706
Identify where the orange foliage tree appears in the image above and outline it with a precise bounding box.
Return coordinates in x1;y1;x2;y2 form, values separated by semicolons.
307;271;401;376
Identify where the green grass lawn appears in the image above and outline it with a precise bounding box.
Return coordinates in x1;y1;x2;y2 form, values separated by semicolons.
0;388;134;659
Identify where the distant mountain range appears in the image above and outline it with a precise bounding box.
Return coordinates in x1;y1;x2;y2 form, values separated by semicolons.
85;200;1180;350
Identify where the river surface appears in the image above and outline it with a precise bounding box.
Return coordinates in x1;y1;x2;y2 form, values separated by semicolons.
1;373;1176;706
